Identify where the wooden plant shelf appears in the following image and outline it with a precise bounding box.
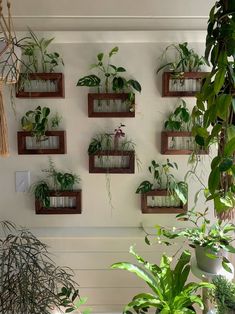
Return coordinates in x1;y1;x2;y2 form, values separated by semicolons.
16;73;65;98
141;189;187;214
88;93;135;117
162;72;209;97
89;150;135;173
35;190;82;214
161;131;208;155
17;131;66;155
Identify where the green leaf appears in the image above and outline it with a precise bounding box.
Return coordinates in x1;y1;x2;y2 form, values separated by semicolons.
222;259;232;273
224;137;235;156
214;67;226;94
97;53;104;61
208;167;220;194
136;181;153;194
216;94;232;120
219;158;233;172
117;67;126;72
127;79;142;93
109;46;119;57
77;75;101;87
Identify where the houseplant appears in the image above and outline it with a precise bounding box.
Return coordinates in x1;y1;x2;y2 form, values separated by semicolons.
77;46;141;116
32;158;81;214
150;209;235;273
136;159;188;213
156;42;207;96
191;0;235;220
18;105;66;154
88;123;138;174
212;275;235;314
112;247;213;314
16;29;64;97
0;220;88;314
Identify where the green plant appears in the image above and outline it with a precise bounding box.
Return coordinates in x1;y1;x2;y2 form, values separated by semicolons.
50;112;62;129
76;47;141;111
212;275;235;314
21;106;62;142
151;209;235;272
112;248;213;314
192;0;235;220
21;29;64;73
164;99;191;131
0;221;87;314
136;159;188;205
32;158;80;208
157;42;206;75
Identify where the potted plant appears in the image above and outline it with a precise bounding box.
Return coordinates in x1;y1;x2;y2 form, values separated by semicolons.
136;159;188;213
88;123;138;174
77;46;141;117
156;42;208;97
212;275;235;314
112;247;213;313
0;221;89;314
161;98;208;155
191;0;235;220
151;209;235;273
18;105;66;154
16;29;64;98
32;158;81;214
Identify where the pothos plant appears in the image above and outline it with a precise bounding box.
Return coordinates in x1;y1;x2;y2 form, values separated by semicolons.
21;29;64;73
157;42;206;78
77;46;141;111
192;0;235;220
136;159;188;206
21;106;62;142
32;158;80;208
164;98;192;132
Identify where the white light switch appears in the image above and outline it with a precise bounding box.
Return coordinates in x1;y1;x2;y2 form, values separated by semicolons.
15;171;30;192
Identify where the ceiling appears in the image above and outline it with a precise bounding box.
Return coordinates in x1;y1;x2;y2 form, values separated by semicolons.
8;0;215;31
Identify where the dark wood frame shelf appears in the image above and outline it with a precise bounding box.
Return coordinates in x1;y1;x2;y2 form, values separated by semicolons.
16;73;65;98
17;131;67;155
161;131;208;155
88;93;135;117
89;150;135;173
162;72;209;97
141;189;187;214
35;190;82;214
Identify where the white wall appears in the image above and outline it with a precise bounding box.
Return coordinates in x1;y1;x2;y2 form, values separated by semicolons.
0;30;230;312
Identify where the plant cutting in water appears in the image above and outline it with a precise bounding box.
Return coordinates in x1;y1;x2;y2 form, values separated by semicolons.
32;158;80;208
21;106;62;143
157;42;205;76
77;47;141;112
136;159;188;207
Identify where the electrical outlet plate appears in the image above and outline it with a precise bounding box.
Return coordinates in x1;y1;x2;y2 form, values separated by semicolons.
15;171;30;192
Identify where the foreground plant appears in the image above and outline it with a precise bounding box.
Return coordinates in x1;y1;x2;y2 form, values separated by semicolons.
112;248;213;314
150;209;235;272
212;275;235;314
0;221;86;314
192;0;235;220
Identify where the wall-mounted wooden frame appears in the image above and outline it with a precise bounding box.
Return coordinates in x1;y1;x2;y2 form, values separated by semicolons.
162;72;209;97
17;131;66;155
35;190;82;214
88;93;135;117
141;189;187;214
16;73;65;98
89;150;135;173
161;131;208;155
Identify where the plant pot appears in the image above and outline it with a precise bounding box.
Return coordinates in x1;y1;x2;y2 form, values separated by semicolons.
195;245;228;274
